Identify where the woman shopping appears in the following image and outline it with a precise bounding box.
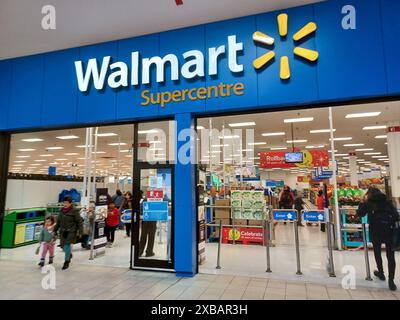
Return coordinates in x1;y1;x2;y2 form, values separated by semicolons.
54;196;83;270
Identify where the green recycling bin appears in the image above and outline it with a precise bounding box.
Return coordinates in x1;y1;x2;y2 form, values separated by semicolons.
1;208;46;248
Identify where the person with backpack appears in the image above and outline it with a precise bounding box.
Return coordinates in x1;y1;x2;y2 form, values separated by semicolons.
357;187;399;291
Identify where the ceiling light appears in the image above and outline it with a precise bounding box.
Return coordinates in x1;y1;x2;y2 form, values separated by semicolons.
262;132;285;137
310;129;336;134
286;140;307;143
18;149;36;152
108;143;127;146
345;112;381;118
46;147;64;150
343;144;364;147
249;157;260;160
14;160;27;163
375;135;387;139
372;155;387;159
21;138;44;142
355;148;373;152
126;155;133;158
362;125;386;130
270;147;287;150
248;142;267;146
306;145;325;149
138;130;159;134
356;159;365;162
228;122;256;127
328;150;338;153
284;117;314;123
96;133;118;137
34;160;47;162
93;151;106;154
218;135;240;139
196;126;205;130
56;135;79;140
364;152;382;155
64;153;79;156
119;150;130;153
76;145;94;148
55;158;68;161
329;137;352;141
16;155;30;158
40;154;54;157
335;154;348;156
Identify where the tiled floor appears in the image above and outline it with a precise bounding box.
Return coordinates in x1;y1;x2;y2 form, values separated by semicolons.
0;259;399;300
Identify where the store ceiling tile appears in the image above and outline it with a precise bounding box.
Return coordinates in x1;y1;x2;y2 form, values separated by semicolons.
0;0;324;60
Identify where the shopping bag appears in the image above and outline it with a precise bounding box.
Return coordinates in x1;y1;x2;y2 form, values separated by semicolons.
392;222;400;251
35;245;41;255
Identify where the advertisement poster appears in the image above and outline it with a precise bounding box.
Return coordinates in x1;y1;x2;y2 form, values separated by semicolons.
297;176;311;183
235;165;260;181
146;189;164;202
95;188;109;206
222;227;263;244
34;223;44;241
260;150;329;169
143;201;169;221
14;224;26;245
24;223;35;242
95;205;108;220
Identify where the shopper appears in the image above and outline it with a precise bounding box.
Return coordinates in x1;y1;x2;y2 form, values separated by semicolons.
38;216;56;267
357;187;399;291
120;191;133;238
112;189;124;208
105;201;120;248
317;190;327;232
139;191;156;257
54;196;83;270
294;193;305;227
81;207;95;249
279;186;294;209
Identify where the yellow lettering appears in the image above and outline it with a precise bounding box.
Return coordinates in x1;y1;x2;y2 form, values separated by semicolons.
172;90;182;102
207;86;219;99
141;90;151;106
197;87;207;100
182;89;189;101
161;91;172;108
233;82;245;96
226;84;235;97
219;83;227;97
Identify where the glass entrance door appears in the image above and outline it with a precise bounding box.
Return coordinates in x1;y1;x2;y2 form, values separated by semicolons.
131;163;174;270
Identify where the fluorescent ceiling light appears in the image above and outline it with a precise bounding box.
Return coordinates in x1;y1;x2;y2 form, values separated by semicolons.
125;155;133;158
270;147;287;150
306;145;325;149
56;135;79;140
218;135;240;139
228;122;256;127
345;112;381;118
96;133;118;137
262;132;285;137
378;158;389;161
310;129;336;134
284;117;314;123
248;142;267;146
34;160;47;162
249;157;260;160
12;165;23;167
355;148;373;152
240;149;253;152
14;161;27;163
364;152;381;155
21;138;44;142
138;130;159;134
18;149;36;152
196;126;205;130
328;150;338;153
55;158;68;161
93;151;106;154
64;153;79;156
343;144;364;147
372;155;387;158
362;125;386;130
356;159;365;162
16;155;30;158
76;145;94;148
119;150;130;153
375;135;387;139
329;137;352;141
108;143;127;146
286;140;307;143
46;147;64;150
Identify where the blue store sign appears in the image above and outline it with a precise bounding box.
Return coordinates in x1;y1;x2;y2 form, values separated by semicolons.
273;210;297;221
143;201;168;221
303;211;325;222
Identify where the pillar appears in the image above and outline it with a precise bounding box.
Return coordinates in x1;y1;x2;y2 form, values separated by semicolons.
348;152;358;186
0;133;10;245
387;122;400;201
174;113;197;277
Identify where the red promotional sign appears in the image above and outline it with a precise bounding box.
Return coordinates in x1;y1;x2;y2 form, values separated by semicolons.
146;189;163;202
222;227;263;245
260;150;329;169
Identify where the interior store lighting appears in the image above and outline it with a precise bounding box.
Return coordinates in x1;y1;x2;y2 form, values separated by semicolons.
56;135;79;140
362;125;386;130
21;138;44;142
345;112;381;118
228;122;256;127
309;129;336;133
284;117;314;123
262;132;285;136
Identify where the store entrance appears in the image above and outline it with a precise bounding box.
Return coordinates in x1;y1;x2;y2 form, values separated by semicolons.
131;162;174;271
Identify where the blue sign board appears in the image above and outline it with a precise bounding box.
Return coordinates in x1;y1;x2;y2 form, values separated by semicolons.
143;201;168;221
266;180;285;187
48;166;56;176
303;211;325;222
273;210;297;221
120;209;132;223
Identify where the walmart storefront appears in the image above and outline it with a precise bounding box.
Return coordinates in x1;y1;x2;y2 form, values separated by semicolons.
0;0;399;277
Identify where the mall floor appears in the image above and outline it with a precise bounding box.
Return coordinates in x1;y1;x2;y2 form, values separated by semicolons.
0;228;399;300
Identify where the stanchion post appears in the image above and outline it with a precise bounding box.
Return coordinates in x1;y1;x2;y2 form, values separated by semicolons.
362;222;372;281
326;220;336;277
216;220;222;269
265;219;272;273
294;213;302;275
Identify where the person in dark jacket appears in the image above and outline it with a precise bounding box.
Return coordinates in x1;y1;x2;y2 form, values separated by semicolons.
357;187;399;291
294;193;305;227
112;189;124;208
54;196;83;270
120;191;133;237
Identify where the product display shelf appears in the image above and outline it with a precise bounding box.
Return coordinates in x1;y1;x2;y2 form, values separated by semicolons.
341;206;370;249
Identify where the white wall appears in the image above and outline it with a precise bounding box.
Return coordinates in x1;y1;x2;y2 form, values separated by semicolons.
5;179;83;210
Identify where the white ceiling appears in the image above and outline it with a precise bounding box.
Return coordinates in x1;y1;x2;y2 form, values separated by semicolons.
0;0;323;59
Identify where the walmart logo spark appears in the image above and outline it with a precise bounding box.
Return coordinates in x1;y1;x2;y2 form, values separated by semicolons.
253;13;319;80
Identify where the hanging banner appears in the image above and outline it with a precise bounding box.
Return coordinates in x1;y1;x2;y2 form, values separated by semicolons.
260;150;329;169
